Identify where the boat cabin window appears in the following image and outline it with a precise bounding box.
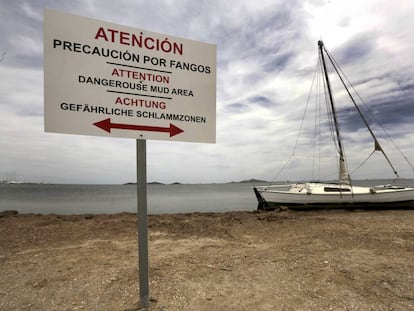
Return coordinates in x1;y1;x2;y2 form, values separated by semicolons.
324;187;351;192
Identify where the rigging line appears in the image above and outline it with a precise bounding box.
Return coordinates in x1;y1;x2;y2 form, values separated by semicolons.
324;49;400;177
314;60;325;180
350;149;376;175
313;62;323;180
332;49;414;178
320;42;352;185
328;54;414;173
324;76;339;153
357;101;414;171
320;54;340;155
273;154;295;182
319;170;340;181
272;55;321;181
312;62;320;179
294;57;321;153
319;53;343;181
323;75;344;182
356;96;414;172
316;73;322;180
319;43;347;161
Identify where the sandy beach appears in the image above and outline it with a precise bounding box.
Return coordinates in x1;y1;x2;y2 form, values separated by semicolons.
1;209;413;310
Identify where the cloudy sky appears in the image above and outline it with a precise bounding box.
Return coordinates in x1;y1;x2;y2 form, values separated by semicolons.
1;0;413;184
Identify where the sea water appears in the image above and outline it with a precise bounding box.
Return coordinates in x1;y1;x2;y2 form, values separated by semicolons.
1;180;413;215
0;182;260;215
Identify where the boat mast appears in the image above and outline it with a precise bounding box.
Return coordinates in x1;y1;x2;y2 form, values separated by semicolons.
318;40;350;184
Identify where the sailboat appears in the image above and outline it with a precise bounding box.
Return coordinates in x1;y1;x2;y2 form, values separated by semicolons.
253;40;414;210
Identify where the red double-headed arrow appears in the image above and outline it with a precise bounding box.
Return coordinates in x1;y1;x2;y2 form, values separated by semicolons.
93;118;184;137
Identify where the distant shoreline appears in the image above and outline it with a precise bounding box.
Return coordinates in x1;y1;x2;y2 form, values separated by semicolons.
2;178;414;186
124;178;270;185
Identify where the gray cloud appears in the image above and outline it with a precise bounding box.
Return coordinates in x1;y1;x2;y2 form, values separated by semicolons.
332;35;376;65
1;0;413;184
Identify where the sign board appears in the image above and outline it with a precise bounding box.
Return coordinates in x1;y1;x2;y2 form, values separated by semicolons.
44;9;216;143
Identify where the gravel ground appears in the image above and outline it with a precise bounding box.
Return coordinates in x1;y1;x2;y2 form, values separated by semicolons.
0;209;413;310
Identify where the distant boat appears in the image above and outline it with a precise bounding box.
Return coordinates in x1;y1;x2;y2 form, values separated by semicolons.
254;41;414;210
3;180;24;184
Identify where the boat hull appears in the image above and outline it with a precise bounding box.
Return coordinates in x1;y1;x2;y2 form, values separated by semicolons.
254;183;414;210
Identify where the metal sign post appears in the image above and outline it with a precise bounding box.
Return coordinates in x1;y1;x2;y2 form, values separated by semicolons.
136;139;149;308
44;10;216;309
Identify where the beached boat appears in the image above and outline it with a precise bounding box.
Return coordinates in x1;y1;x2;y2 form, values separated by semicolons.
253;41;414;210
